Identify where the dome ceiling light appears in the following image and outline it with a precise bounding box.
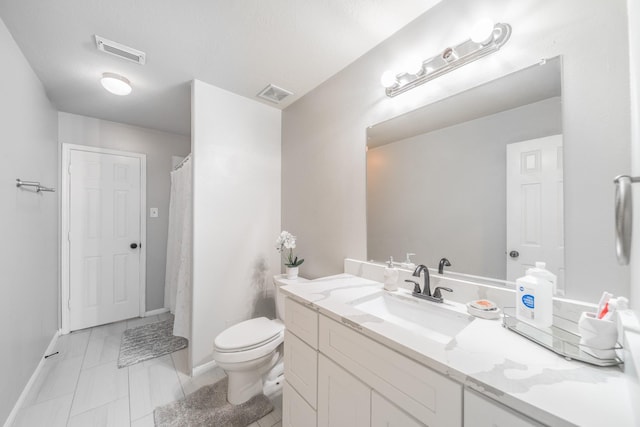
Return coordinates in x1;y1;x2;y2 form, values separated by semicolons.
100;72;132;96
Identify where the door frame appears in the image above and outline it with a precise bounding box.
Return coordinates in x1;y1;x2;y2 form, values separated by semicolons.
60;143;147;334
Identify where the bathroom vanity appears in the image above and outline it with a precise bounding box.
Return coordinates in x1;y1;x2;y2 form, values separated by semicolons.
279;264;637;427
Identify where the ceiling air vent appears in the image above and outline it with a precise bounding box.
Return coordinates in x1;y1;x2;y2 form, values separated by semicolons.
95;35;146;65
257;84;293;104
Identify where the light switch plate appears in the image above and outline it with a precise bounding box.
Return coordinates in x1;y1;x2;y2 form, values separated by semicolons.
150;208;159;218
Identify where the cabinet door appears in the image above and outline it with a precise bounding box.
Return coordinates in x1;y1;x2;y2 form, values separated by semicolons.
464;389;543;427
317;354;371;427
372;391;425;427
283;381;317;427
284;330;318;408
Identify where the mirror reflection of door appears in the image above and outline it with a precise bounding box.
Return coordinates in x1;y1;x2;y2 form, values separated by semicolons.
506;135;564;293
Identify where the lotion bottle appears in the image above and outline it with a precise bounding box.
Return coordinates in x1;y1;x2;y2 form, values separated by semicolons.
515;262;553;328
384;256;399;291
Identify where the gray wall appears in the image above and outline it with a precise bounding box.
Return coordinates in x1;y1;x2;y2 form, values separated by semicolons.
58;113;191;311
282;0;631;304
367;97;562;279
0;17;58;423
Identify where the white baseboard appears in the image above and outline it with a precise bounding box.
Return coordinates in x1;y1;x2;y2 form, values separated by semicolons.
3;330;60;427
192;359;217;377
144;307;170;317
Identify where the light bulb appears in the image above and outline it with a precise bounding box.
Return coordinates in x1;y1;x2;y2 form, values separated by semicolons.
100;72;132;96
470;19;495;44
404;57;424;75
380;70;398;88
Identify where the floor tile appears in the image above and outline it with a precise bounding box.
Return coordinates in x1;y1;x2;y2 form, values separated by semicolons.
67;396;129;427
13;317;282;426
70;360;128;416
170;347;190;376
271;394;283;421
174;355;226;396
90;321;128;339
54;329;91;360
82;332;122;370
129;354;184;420
23;355;84;406
258;411;278;427
131;413;155;427
12;393;73;427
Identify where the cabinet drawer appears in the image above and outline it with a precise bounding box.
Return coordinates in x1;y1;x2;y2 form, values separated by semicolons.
319;315;462;427
285;297;318;348
284;330;318;408
372;391;425;427
464;389;544;427
283;381;316;427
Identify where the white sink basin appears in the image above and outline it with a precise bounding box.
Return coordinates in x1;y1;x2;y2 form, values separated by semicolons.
349;291;474;344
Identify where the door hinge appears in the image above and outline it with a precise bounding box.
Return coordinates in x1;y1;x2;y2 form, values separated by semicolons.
68;298;71;310
68;162;72;174
67;232;71;242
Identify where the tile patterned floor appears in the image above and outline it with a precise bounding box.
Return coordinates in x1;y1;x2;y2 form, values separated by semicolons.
12;314;283;427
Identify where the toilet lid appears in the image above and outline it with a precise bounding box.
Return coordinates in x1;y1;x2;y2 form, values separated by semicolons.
214;317;284;352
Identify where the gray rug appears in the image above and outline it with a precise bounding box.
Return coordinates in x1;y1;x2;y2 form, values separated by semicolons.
154;377;273;427
118;318;188;368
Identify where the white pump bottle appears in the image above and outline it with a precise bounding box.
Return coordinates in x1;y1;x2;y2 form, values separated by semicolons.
515;262;554;328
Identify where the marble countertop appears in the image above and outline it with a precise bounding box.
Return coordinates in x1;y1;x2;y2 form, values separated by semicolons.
279;273;636;427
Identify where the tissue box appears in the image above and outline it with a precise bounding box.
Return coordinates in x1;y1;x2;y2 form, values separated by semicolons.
578;312;618;359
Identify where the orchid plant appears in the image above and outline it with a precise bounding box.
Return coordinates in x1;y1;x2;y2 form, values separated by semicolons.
275;231;304;267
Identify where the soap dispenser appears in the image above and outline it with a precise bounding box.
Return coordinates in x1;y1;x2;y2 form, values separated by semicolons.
384;256;399;291
401;253;416;269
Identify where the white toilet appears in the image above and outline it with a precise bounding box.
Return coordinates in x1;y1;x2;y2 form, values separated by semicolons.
212;276;287;405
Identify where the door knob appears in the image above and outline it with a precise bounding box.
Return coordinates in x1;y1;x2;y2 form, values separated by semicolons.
509;250;519;258
130;243;138;249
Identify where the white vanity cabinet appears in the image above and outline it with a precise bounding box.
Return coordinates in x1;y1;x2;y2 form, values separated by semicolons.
463;390;544;427
283;297;319;427
319;315;461;426
282;295;550;427
371;392;425;427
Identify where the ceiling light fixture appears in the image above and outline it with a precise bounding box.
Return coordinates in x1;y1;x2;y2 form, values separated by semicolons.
381;22;511;97
100;72;132;96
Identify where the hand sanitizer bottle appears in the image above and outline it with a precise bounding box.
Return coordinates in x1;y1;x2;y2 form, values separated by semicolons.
515;262;554;328
384;257;399;291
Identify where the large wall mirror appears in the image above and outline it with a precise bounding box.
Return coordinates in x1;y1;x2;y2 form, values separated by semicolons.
367;57;563;289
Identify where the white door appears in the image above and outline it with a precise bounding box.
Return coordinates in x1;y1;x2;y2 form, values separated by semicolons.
506;135;564;292
68;148;144;330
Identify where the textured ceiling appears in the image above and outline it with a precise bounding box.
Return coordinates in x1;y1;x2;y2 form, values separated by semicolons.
0;0;440;136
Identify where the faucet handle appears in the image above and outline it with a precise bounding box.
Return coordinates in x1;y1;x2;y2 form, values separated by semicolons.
433;286;453;299
404;279;421;294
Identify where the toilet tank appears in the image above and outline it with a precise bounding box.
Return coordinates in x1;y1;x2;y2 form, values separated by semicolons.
273;276;288;321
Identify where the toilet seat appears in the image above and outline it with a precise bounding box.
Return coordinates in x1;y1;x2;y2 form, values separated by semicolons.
213;318;284;364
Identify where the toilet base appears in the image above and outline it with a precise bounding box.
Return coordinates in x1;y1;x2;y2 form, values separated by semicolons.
222;351;282;405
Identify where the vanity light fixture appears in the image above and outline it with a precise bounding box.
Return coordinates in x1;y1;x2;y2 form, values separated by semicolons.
100;72;132;96
381;22;512;97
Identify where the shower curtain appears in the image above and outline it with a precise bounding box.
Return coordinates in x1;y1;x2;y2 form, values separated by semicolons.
165;154;192;341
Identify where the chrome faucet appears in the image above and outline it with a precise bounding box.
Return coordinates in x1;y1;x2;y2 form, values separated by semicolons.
438;257;451;274
413;264;431;296
404;264;453;303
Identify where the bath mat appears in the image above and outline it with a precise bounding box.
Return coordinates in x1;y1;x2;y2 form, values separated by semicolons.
118;318;188;368
154;377;273;427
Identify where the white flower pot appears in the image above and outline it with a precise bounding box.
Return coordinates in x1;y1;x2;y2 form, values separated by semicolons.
286;266;299;279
